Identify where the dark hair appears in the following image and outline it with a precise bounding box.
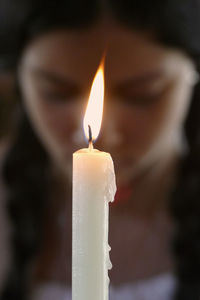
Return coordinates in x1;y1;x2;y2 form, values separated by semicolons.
0;0;100;70
1;1;200;299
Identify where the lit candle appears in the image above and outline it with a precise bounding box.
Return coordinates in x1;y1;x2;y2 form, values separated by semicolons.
72;62;116;300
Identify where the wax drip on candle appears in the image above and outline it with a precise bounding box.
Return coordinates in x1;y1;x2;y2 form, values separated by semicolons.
104;157;117;288
88;125;94;151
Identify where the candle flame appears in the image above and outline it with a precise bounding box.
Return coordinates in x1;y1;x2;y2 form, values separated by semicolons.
83;61;104;142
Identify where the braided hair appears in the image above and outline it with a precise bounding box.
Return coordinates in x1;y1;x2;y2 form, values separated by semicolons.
0;0;200;299
1;112;49;299
169;78;200;300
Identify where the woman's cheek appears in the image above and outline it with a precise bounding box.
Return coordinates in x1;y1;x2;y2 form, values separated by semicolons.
120;102;172;160
36;101;81;150
114;105;160;149
23;96;80;163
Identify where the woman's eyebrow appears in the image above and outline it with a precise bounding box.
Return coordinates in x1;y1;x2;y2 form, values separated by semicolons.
31;67;79;87
113;70;164;92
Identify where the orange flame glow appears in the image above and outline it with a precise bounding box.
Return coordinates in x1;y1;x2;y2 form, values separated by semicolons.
83;61;104;142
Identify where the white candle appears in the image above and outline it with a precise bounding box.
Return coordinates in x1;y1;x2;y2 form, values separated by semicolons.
72;62;116;300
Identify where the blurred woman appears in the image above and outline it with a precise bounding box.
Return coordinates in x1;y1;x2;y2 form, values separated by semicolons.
0;0;200;299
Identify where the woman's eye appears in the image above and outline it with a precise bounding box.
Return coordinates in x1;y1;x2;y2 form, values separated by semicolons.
42;91;68;102
129;94;161;106
117;92;162;107
40;89;77;103
114;79;168;108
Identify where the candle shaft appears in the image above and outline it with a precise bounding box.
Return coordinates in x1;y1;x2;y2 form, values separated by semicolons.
72;148;116;300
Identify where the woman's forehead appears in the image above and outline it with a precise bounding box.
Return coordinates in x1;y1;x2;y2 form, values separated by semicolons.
20;24;190;87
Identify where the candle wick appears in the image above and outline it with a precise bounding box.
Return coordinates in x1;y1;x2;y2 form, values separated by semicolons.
88;125;92;142
88;125;94;151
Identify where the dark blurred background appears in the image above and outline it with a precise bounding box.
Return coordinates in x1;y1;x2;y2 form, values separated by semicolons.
0;72;16;139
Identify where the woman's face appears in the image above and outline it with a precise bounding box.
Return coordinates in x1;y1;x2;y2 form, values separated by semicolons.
18;22;196;184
